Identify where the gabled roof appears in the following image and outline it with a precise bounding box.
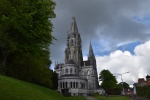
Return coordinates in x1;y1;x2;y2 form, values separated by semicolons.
138;78;145;83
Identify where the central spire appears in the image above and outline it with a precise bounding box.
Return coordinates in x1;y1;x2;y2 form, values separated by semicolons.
88;41;96;61
65;17;83;66
69;17;78;37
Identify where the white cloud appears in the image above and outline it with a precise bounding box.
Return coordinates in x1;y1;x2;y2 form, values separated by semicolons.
96;40;150;85
134;40;150;56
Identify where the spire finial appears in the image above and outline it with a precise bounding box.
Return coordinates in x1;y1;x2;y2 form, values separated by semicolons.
90;40;92;46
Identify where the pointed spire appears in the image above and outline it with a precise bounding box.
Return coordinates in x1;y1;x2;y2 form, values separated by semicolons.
69;17;78;36
88;41;95;61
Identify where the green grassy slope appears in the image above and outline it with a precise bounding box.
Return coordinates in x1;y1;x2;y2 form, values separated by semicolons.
0;75;86;100
95;96;130;100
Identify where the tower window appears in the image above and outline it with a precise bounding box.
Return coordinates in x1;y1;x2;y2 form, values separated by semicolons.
71;39;73;46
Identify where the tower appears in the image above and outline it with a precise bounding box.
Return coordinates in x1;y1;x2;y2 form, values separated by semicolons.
88;42;99;88
65;17;83;66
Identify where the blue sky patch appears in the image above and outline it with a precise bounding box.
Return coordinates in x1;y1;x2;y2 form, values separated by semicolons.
133;14;150;25
117;41;141;54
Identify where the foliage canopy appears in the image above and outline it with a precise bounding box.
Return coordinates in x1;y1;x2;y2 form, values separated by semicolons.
0;0;56;88
99;69;117;89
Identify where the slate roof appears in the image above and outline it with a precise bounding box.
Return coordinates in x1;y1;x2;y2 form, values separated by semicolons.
55;63;64;69
66;60;75;64
82;61;91;66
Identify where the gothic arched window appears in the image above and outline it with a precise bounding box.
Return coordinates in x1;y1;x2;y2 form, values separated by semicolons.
63;82;65;88
71;39;73;46
65;69;68;73
75;69;76;74
81;82;83;89
70;68;72;74
76;82;78;88
73;82;75;88
70;82;72;88
65;82;68;88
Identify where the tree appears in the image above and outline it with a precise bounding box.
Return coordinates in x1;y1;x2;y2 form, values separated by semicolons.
123;82;130;89
116;82;130;92
99;69;117;89
52;71;58;90
0;0;55;88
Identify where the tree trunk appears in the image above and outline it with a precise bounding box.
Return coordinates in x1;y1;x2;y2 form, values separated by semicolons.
1;54;8;75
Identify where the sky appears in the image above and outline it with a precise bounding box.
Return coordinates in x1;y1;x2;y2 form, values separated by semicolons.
50;0;150;86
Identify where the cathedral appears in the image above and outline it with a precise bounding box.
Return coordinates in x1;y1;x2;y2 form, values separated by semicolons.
54;17;99;96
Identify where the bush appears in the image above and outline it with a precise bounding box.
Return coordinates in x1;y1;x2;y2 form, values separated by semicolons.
93;92;99;96
136;85;150;99
105;88;121;95
145;88;150;99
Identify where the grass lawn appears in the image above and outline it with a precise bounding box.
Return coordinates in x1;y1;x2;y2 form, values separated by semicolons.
94;96;130;100
0;75;86;100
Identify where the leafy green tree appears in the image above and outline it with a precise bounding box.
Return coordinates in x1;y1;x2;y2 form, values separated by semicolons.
99;69;117;89
52;71;58;90
117;82;130;90
122;82;130;89
145;86;150;99
0;0;55;87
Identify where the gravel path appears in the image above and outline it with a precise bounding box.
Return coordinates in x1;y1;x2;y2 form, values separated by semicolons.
85;96;97;100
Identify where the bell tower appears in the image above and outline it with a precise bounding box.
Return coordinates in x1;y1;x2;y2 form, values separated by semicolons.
65;17;83;66
88;41;99;88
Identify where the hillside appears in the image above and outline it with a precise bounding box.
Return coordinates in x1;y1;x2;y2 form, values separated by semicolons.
0;75;86;100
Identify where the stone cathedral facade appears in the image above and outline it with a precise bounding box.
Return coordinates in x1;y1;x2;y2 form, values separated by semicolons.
55;17;99;96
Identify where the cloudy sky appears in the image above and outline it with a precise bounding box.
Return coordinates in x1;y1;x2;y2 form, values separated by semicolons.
51;0;150;86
